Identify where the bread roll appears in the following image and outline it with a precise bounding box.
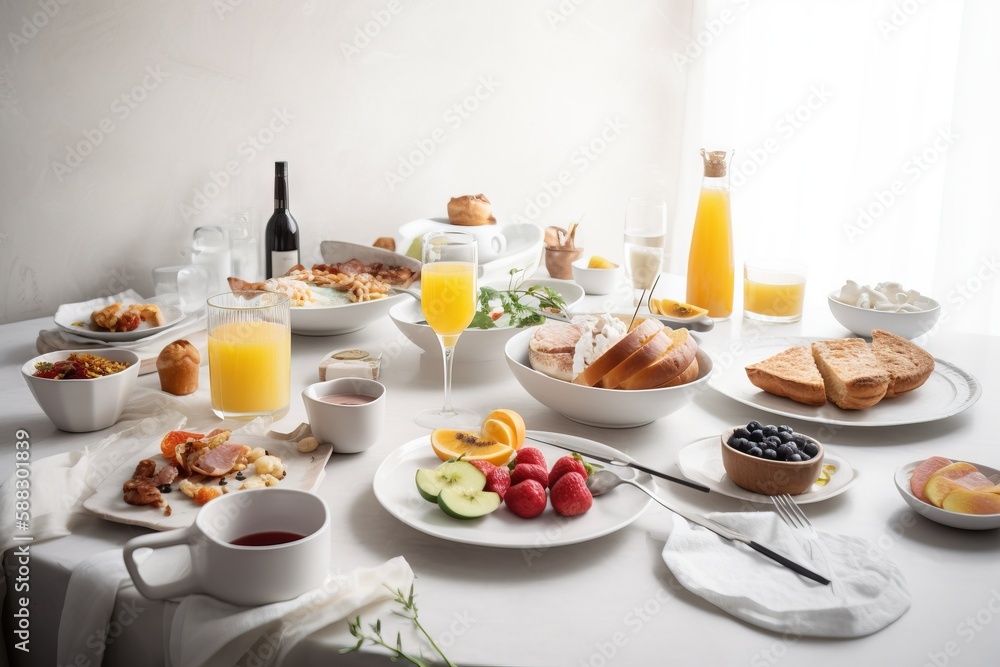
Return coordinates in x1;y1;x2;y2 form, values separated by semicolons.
528;322;582;381
617;328;698;390
447;194;496;226
871;329;934;397
373;237;396;252
573;318;661;387
745;345;826;406
811;338;889;409
156;340;200;395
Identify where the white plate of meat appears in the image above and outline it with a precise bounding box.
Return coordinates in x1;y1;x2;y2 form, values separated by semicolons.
54;290;185;343
83;429;333;531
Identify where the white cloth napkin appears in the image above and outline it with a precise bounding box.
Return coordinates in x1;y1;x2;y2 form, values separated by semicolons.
662;512;910;637
56;550;413;667
167;556;414;667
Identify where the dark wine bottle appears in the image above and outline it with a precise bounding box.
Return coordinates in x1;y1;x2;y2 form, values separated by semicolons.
264;161;300;278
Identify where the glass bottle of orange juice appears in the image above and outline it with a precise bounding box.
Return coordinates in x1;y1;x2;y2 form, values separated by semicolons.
686;149;734;319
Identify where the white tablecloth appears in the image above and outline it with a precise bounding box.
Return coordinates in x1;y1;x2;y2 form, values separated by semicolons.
3;288;1000;666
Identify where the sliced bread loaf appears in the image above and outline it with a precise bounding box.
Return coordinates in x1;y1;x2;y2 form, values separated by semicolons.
871;329;935;397
811;338;889;409
618;328;698;390
744;345;826;406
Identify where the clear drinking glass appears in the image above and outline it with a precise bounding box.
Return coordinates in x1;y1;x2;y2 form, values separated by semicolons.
207;291;291;420
415;231;479;429
623;198;667;305
743;260;807;323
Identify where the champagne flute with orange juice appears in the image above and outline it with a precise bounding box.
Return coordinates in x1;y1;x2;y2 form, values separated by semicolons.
416;231;479;428
207;291;291;419
687;149;735;319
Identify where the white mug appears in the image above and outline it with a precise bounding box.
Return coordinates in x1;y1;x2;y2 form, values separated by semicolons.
470;226;508;262
302;378;386;454
123;489;330;606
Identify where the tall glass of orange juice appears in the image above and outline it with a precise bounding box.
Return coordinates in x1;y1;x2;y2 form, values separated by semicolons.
207;291;291;420
416;231;478;428
686;149;734;319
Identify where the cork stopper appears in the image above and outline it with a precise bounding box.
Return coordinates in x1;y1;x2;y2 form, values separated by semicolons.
701;149;729;177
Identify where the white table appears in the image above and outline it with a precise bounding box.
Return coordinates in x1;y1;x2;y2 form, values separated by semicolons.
3;293;1000;666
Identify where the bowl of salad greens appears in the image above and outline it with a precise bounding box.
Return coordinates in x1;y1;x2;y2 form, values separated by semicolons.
389;272;585;362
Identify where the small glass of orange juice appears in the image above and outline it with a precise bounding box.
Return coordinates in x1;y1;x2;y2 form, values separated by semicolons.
207;290;291;420
743;260;807;323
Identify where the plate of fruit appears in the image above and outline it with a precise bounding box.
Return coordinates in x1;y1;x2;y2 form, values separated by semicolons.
372;410;652;548
895;456;1000;530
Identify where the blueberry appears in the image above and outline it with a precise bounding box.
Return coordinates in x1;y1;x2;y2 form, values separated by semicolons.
792;434;809;446
750;429;765;443
777;444;794;461
803;442;820;457
747;447;763;458
778;431;795;443
762;448;778;460
726;434;739;447
799;452;811;461
158;484;172;493
762;440;778;450
747;420;764;432
765;436;783;447
734;427;751;440
763;425;779;438
788;453;803;462
778;425;793;433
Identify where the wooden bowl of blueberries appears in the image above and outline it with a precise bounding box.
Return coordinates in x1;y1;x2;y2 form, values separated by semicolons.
721;420;824;496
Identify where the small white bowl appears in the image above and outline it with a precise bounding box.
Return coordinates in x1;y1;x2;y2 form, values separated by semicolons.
389;278;584;362
571;258;623;295
894;460;1000;530
827;291;941;339
21;349;140;432
503;328;713;428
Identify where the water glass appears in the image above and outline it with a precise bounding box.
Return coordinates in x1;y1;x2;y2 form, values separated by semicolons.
207;291;291;420
152;264;210;314
192;225;233;294
623;198;668;302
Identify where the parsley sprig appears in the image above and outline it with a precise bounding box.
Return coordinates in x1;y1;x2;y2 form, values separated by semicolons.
468;268;569;329
341;584;457;667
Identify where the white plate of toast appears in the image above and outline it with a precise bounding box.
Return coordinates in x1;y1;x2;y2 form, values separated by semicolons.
708;336;981;427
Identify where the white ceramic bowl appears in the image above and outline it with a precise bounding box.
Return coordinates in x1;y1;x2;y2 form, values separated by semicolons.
571;258;623;295
827;291;941;339
894;460;1000;530
389;278;585;362
290;241;421;336
21;349;140;432
503;328;713;428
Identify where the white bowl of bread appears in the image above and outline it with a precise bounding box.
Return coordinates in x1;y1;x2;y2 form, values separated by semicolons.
828;283;940;340
504;315;712;428
745;329;934;410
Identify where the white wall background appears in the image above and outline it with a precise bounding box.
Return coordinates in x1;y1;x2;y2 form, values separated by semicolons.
2;0;998;334
0;0;692;323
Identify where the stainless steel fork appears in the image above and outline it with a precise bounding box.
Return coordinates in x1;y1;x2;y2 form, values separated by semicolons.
771;494;839;591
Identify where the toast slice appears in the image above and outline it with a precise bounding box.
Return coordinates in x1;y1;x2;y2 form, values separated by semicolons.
744;346;826;406
811;338;889;409
654;354;700;388
618;328;698;390
871;329;935;397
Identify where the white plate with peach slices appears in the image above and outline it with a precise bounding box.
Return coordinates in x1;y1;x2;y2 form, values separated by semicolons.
895;457;1000;530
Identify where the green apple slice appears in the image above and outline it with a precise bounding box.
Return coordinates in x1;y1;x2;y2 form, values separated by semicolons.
415;461;486;503
437;487;501;519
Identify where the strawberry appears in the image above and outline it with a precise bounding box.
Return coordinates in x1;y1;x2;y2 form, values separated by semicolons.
550;472;593;516
548;453;590;489
511;447;546;469
485;466;511;499
469;460;497;477
504;480;547;518
511;463;548;488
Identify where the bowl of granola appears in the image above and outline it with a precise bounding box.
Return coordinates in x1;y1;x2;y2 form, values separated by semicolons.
21;349;140;432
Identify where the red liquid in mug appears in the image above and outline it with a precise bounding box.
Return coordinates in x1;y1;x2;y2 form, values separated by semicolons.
230;531;306;547
319;393;375;405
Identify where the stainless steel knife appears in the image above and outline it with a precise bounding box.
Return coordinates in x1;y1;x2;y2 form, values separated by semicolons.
672;506;831;586
525;434;711;493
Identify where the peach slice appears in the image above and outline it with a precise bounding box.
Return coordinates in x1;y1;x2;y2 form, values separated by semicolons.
924;475;968;508
941;487;1000;515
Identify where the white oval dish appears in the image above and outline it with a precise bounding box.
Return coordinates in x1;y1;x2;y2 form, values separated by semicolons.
389;278;584;362
894;460;1000;530
503;328;713;428
827;290;941;340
